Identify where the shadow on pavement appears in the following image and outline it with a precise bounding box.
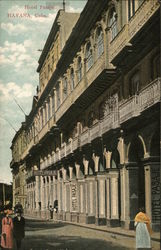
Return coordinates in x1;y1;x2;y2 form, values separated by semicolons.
22;234;129;250
25;220;67;232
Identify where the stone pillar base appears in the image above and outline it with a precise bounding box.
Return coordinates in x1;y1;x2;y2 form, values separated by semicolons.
57;211;63;221
120;220;133;230
71;213;79;223
107;219;120;227
65;212;71;221
95;217;106;226
86;215;95;224
62;212;66;221
152;223;160;232
78;213;86;223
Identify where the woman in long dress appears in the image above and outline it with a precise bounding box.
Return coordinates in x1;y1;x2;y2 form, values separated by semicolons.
134;207;152;250
1;210;14;249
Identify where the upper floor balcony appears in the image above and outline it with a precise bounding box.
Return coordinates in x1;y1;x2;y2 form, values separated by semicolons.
48;77;160;166
109;0;159;63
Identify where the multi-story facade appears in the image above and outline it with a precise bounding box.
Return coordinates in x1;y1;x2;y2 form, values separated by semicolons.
11;0;160;232
10;124;27;209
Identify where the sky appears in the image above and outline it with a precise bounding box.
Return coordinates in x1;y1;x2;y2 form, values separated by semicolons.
0;0;87;184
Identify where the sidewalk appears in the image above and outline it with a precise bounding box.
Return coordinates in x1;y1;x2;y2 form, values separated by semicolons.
25;215;160;243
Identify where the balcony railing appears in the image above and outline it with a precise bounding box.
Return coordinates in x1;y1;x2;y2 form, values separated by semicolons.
80;129;90;147
52;78;160;166
22;78;160;167
110;0;159;62
66;140;72;155
55;53;105;123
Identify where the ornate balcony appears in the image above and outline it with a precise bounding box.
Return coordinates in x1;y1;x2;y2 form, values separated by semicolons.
110;0;159;63
90;122;101;142
66;140;72;155
60;143;66;159
80;129;90;147
73;136;79;152
22;78;160;166
119;78;160;124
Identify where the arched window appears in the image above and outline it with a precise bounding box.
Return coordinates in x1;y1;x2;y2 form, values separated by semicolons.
88;111;95;128
86;42;93;71
47;100;51;120
99;101;105;120
56;83;60;108
97;27;104;58
63;77;68;100
108;8;117;41
52;94;55;115
77;57;82;82
129;71;140;96
70;68;74;91
151;54;160;80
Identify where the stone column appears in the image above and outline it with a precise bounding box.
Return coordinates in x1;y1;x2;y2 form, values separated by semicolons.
69;167;73;180
35;176;39;210
111;177;119;220
57;171;61;212
106;177;110;225
75;163;80;179
104;150;112;169
92;153;100;172
83;158;89;176
120;166;130;228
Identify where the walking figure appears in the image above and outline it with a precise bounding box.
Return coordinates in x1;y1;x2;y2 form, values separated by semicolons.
134;207;152;250
1;210;14;249
49;205;54;219
13;209;25;250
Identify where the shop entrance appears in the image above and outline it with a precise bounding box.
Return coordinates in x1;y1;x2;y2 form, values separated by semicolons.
128;136;145;221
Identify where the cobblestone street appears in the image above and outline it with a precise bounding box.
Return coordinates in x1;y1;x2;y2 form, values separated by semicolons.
21;219;136;250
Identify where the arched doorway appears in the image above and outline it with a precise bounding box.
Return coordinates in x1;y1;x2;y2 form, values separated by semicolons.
128;136;145;222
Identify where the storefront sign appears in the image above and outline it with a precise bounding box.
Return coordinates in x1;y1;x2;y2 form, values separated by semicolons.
151;166;160;222
71;183;77;212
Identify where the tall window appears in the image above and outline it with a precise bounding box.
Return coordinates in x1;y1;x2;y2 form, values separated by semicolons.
152;55;160;80
48;100;51;120
99;102;105;120
40;108;43;128
56;83;60;108
52;94;55;115
86;42;93;71
97;27;104;58
108;8;117;41
44;104;47;124
70;68;74;91
77;57;82;82
128;0;135;20
63;77;68;100
88;111;95;128
130;71;140;96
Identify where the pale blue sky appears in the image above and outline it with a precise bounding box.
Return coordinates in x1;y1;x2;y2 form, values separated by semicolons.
0;0;87;183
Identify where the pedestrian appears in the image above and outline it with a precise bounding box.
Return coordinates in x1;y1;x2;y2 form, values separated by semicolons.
134;207;152;250
13;209;25;250
49;205;54;219
1;210;14;249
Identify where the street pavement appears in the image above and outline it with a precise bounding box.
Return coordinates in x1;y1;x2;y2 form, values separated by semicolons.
22;218;133;250
21;219;160;250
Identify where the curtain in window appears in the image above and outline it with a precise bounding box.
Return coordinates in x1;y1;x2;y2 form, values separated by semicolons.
108;9;117;41
70;68;74;91
77;57;82;82
86;42;93;71
97;28;104;58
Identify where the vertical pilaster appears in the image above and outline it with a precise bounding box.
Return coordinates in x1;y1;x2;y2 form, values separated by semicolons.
35;176;39;210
